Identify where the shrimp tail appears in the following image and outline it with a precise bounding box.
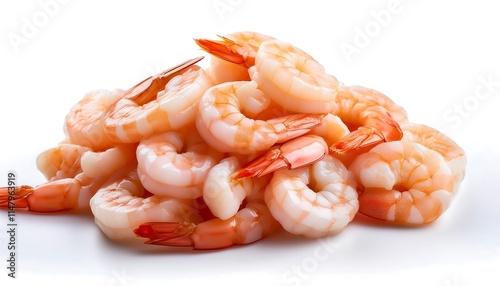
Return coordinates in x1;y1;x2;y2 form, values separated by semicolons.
0;185;32;209
271;113;326;143
233;135;328;179
330;112;403;153
134;222;196;247
194;37;247;65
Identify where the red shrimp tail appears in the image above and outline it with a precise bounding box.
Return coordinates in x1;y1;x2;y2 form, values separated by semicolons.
232;148;284;179
0;185;33;209
134;222;196;247
330;126;386;154
194;38;246;65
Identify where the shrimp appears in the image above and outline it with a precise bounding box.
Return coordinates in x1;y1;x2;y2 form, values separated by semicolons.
80;143;138;179
401;123;466;186
134;186;279;249
349;141;456;224
90;169;203;240
329;85;403;153
264;154;359;238
136;129;223;199
194;31;275;84
36;143;92;181
196;80;325;154
232;134;329;179
203;156;271;220
250;39;340;113
101;57;211;143
64;88;124;151
0;173;109;212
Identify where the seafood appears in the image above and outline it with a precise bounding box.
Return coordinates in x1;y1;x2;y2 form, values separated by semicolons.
349;141;455;224
232;134;329;179
401;123;466;186
194;31;275;84
90;169;202;240
101;57;211;143
136;129;223;199
81;144;138;179
330;85;403;153
251;39;340;113
64;89;124;151
0;173;109;212
264;154;359;238
36;143;92;181
134;187;279;249
196;80;325;153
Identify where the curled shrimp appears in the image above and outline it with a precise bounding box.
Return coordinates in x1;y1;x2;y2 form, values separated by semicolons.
194;31;275;84
196;80;325;154
203;156;271;220
349;141;456;224
250;39;340;113
134;186;279;250
80;143;137;179
136;129;223;199
401;123;466;186
64;89;124;151
329;85;403;153
90;169;203;240
265;154;359;238
36;143;92;181
101;57;211;143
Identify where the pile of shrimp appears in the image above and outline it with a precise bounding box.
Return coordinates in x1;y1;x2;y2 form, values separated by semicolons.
1;32;466;250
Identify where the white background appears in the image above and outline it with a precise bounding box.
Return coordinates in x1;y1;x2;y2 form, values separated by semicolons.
1;0;499;285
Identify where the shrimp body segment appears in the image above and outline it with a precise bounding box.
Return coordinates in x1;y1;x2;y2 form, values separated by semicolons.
196;81;325;153
36;143;92;181
102;57;211;143
265;155;359;238
330;85;403;153
402;123;466;186
136;130;223;199
251;39;340;113
349;141;455;224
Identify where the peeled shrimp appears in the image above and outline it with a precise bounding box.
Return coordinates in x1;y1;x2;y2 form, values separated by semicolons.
195;31;275;84
196;80;325;153
349;141;455;224
136;129;223;199
330;85;403;153
265;154;359;238
36;143;92;181
90;169;202;240
64;89;124;151
134;186;279;249
101;57;211;143
80;144;137;179
401;123;466;186
250;39;340;113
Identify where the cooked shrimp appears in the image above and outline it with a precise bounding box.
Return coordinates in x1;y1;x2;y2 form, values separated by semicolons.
329;85;403;153
101;57;211;143
232;134;329;179
196;80;325;154
349;141;455;224
250;39;340;113
203;156;271;220
264;154;358;238
134;187;279;249
64;89;124;151
90;169;203;240
402;123;466;186
0;173;109;212
36;143;92;181
136;129;223;199
80;143;138;179
194;31;275;84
